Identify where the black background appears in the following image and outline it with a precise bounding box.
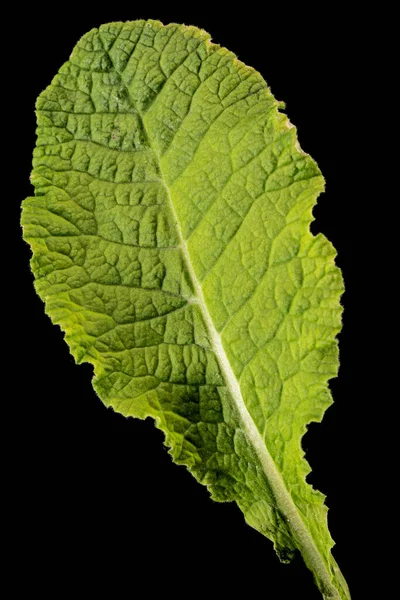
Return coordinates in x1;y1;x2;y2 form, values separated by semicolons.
7;5;365;599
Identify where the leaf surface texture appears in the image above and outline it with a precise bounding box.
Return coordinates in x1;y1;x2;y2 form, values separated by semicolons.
21;20;348;599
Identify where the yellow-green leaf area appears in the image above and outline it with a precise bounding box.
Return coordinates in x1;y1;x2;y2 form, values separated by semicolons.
21;20;348;600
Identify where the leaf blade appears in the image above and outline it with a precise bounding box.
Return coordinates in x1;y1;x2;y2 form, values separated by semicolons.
22;20;349;599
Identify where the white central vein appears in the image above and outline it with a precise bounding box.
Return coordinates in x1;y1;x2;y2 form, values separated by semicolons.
98;27;343;599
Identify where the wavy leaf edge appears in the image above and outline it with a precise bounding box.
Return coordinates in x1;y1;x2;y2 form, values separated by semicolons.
21;20;349;600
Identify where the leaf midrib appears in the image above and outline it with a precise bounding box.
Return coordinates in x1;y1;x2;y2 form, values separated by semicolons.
96;25;343;600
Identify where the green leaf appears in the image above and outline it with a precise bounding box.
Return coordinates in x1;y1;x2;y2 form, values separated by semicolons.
21;20;349;599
